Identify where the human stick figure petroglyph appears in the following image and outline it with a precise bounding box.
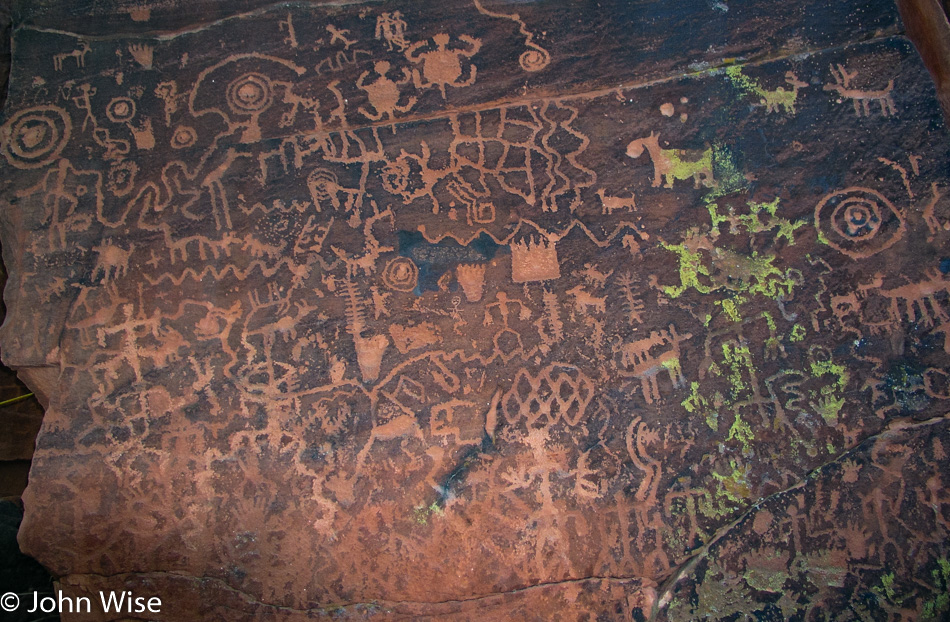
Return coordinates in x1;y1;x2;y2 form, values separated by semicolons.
66;82;98;133
279;13;298;49
19;158;100;250
824;64;896;117
326;25;357;50
154;81;180;126
626;132;714;189
95;304;162;386
483;291;535;360
375;11;409;52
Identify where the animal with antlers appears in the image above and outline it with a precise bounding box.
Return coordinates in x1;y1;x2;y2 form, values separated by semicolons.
760;71;810;113
727;66;809;114
823;63;896;117
53;41;91;72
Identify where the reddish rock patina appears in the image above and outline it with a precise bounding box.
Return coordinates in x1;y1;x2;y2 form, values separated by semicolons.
1;0;949;619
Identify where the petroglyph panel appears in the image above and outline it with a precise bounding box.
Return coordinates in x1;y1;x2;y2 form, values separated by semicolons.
0;0;949;619
655;420;950;622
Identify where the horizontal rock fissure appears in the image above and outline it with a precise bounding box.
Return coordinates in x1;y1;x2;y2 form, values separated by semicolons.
651;410;950;619
8;24;904;141
63;570;651;612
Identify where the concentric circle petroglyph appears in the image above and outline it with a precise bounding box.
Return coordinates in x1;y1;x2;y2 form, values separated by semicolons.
226;73;273;114
815;187;904;259
170;125;197;149
107;160;138;197
106;97;137;123
307;169;341;206
1;106;71;169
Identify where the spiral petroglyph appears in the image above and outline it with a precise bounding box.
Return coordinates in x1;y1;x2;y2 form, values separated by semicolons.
382;256;419;292
519;47;550;72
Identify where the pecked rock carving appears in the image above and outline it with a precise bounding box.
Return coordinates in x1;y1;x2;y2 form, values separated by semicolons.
0;0;949;620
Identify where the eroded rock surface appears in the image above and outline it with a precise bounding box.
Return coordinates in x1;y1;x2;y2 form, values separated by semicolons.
1;0;949;619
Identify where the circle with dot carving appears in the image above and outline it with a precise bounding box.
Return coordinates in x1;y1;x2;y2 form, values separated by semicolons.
1;106;71;169
226;73;273;115
106;97;136;123
171;126;197;149
814;187;904;259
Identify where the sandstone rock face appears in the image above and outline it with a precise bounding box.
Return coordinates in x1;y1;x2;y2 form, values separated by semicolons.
1;0;949;619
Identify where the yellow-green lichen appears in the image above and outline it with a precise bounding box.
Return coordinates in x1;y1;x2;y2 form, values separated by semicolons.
727;409;755;455
923;558;950;620
810;359;849;392
696;487;736;520
725;64;761;95
712;459;753;503
873;572;901;604
707;197;804;244
722;342;755;401
661;357;681;372
682;381;721;431
725;65;804;115
662;146;714;187
745;566;790;593
740;251;798;299
761;311;783;356
718;297;745;322
659;202;800;303
660;238;715;298
790;324;806;342
707;143;749;201
412;501;444;525
813;393;845;424
796;549;849;589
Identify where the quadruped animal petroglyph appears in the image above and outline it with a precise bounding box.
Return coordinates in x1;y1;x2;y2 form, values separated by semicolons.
1;1;948;619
